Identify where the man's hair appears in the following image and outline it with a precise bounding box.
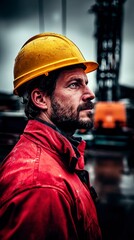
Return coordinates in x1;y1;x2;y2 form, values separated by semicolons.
20;71;59;119
20;64;86;119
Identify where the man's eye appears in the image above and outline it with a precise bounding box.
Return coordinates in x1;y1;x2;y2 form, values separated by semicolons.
69;82;79;89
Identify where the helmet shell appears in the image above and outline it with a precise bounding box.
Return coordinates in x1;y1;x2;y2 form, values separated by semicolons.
14;32;98;95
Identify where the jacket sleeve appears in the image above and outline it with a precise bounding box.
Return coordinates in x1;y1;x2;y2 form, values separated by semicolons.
0;187;78;240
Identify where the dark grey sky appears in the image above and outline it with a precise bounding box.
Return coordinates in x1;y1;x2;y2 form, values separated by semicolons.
0;0;134;93
0;0;37;19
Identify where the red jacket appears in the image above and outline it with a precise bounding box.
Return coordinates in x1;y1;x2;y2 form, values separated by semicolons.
0;119;102;240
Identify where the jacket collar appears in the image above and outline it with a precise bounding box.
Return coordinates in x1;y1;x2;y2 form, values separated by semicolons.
23;119;86;171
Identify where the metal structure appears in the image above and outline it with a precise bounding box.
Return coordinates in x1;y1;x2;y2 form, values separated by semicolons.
90;0;126;101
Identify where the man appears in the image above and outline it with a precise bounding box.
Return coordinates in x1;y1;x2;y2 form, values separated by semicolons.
0;32;102;239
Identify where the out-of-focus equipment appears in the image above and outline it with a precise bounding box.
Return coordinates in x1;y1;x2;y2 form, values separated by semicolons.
0;92;27;161
13;32;98;95
94;101;126;129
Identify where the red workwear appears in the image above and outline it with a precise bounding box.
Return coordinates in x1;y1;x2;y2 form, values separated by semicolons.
0;119;102;240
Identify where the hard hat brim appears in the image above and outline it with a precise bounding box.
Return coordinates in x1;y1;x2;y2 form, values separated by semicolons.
14;60;98;95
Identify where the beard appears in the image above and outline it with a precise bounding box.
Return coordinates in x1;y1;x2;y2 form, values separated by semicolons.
50;95;94;133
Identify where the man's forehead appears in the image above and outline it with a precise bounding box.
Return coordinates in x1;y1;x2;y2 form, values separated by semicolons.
58;67;87;79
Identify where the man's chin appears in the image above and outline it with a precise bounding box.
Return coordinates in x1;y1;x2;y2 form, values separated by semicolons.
78;119;93;130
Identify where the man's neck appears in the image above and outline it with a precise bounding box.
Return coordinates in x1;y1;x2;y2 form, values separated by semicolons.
36;117;75;137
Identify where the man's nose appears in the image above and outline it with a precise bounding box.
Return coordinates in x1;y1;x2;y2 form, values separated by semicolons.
82;85;95;101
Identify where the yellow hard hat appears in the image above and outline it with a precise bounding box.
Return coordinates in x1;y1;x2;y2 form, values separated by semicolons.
13;32;98;95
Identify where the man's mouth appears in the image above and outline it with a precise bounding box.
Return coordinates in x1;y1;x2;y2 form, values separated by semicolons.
78;101;94;112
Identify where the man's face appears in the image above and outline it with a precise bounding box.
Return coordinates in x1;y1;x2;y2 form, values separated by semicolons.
48;67;95;134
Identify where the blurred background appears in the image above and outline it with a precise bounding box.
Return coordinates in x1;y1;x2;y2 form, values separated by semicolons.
0;0;134;239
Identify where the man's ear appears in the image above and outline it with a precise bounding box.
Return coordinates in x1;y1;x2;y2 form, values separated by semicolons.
31;88;48;110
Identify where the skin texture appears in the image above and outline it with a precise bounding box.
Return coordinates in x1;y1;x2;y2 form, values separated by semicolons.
31;67;95;136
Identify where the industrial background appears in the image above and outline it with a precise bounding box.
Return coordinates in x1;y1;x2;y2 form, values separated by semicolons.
0;1;134;240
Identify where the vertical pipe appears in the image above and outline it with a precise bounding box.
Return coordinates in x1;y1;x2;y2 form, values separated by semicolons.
61;0;67;35
38;0;45;32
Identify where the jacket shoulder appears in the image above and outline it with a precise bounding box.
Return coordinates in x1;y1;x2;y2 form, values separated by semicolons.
0;140;73;207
